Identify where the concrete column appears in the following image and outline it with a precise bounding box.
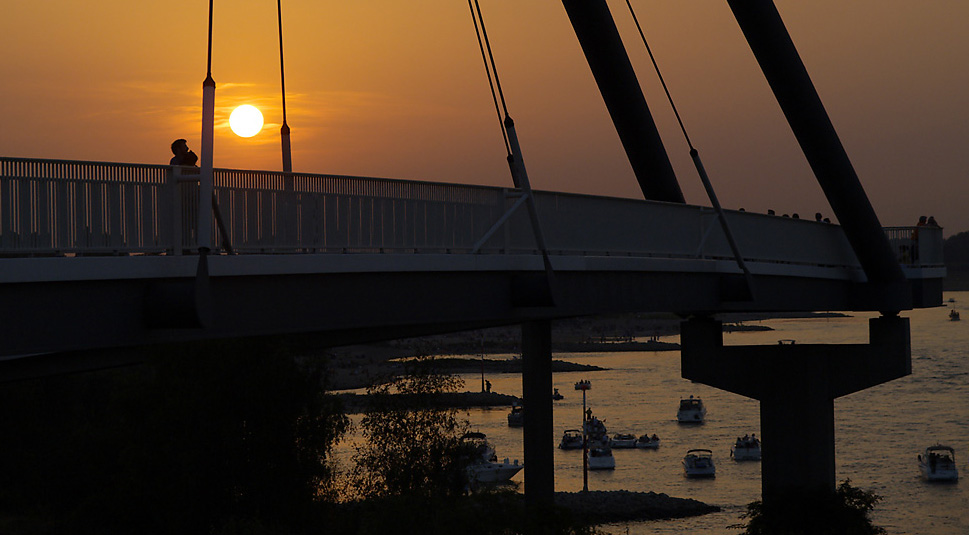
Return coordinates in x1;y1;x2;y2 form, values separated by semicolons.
522;320;554;508
759;369;835;501
681;314;910;505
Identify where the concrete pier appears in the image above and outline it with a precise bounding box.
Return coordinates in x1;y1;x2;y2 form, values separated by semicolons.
522;320;554;508
681;315;910;502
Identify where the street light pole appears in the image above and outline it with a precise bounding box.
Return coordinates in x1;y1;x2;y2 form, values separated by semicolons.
277;0;292;173
575;379;591;492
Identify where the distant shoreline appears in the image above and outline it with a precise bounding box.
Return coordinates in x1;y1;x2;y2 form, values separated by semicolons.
324;311;850;390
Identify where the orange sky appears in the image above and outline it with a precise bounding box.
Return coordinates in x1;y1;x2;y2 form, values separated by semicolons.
2;1;967;235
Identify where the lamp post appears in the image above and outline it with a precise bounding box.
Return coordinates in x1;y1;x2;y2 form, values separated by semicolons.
276;0;292;173
199;0;216;254
574;379;591;492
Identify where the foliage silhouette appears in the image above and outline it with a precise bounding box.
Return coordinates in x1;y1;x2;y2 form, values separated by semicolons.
0;339;350;534
350;355;475;499
731;479;886;535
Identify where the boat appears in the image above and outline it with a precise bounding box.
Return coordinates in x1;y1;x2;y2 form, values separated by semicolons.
583;413;608;446
677;395;706;423
463;432;523;487
552;388;564;400
559;429;583;450
918;445;958;481
731;434;762;461
610;433;637;449
587;446;616;470
682;449;716;478
949;309;960;321
635;433;661;449
507;401;524;427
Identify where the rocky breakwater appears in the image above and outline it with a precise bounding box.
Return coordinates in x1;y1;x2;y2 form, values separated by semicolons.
555;490;719;523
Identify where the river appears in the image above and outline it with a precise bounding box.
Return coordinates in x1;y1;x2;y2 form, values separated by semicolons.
452;292;968;534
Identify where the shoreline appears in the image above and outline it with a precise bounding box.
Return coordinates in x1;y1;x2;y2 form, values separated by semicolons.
323;312;850;391
554;490;720;523
335;390;520;414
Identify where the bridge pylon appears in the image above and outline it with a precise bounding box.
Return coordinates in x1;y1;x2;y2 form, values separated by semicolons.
521;320;555;508
680;315;910;502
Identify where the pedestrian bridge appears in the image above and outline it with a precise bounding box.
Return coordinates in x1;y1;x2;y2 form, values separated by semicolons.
0;157;944;372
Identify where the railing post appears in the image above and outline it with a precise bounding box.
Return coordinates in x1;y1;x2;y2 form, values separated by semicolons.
199;77;216;253
171;167;182;255
283;171;295;250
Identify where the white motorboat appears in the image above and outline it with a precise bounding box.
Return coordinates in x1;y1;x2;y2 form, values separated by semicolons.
683;449;716;478
559;429;583;450
731;434;761;461
584;414;608;446
635;433;661;449
587;446;616;470
677;395;706;423
507;401;524;427
463;432;523;487
611;433;637;449
918;445;958;481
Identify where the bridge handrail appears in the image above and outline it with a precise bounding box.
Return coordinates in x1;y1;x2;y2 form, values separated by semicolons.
883;225;944;266
0;157;944;273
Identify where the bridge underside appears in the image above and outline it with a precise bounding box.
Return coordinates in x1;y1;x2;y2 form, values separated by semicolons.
0;253;942;380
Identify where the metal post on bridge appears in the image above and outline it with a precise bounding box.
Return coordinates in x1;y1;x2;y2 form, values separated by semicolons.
198;0;216;255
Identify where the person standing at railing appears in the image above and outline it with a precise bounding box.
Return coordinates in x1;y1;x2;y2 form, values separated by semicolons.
910;216;929;263
169;138;198;166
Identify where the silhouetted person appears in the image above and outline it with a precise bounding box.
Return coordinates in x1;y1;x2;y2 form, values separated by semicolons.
911;216;928;262
815;212;823;222
170;138;198;166
927;216;941;228
767;209;776;216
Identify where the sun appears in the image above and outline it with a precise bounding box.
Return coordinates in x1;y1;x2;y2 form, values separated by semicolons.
229;105;264;138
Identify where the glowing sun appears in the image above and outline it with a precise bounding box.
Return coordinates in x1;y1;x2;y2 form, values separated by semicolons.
229;105;264;138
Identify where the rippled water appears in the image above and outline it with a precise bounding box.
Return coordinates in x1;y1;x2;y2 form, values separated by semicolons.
454;292;969;534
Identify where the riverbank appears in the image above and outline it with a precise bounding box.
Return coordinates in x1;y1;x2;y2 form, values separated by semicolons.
333;358;605;410
327;356;608;391
325;489;719;533
554;490;720;523
336;390;520;414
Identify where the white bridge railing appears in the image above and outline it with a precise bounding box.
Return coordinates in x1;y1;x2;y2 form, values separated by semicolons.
0;157;943;270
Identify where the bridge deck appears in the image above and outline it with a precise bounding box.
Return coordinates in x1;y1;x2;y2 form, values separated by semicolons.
0;157;945;364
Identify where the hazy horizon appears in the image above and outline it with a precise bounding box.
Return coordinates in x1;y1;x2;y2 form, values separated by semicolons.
2;1;966;236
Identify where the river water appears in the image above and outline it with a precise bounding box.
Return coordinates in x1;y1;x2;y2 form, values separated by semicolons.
452;292;968;534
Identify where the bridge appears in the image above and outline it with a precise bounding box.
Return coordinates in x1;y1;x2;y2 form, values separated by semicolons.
0;0;948;515
0;155;943;363
0;153;946;510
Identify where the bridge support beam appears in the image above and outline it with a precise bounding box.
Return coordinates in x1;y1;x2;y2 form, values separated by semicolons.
681;315;910;503
522;320;554;508
562;0;685;203
726;0;908;309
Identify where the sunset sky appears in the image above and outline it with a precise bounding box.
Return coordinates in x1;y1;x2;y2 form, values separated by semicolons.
2;1;966;235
